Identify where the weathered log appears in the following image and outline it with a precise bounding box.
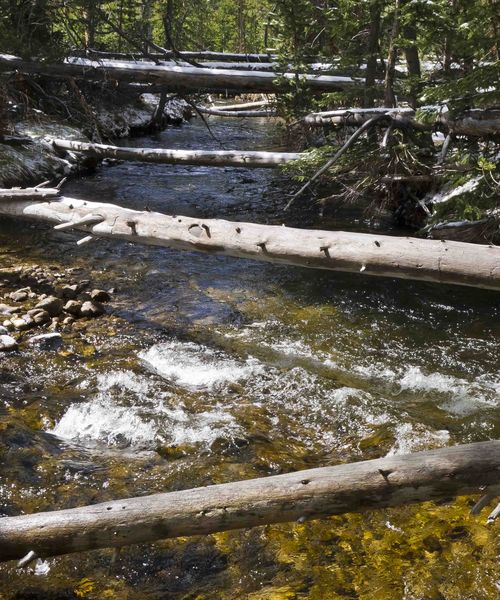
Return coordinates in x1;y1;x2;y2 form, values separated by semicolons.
0;187;60;201
85;49;281;62
0;195;499;290
50;140;298;168
0;54;361;94
0;441;498;562
215;100;271;111
196;107;277;118
303;107;500;136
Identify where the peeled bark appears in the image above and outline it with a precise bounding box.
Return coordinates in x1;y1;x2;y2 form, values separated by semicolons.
0;195;499;290
50;140;298;168
0;441;498;562
303;107;500;136
0;54;359;94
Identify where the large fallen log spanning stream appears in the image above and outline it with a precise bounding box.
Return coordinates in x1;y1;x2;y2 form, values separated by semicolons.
50;139;299;168
0;194;499;290
0;54;361;94
1;441;498;562
303;107;500;136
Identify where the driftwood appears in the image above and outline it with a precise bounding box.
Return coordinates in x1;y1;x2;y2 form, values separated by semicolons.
0;195;499;290
50;140;299;168
0;441;498;562
303;107;500;137
0;54;361;94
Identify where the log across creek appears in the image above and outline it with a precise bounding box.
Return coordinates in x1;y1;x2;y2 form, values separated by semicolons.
303;107;500;137
0;441;498;562
0;54;361;94
50;139;298;168
0;195;499;290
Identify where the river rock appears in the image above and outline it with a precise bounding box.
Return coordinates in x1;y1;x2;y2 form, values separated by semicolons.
0;325;9;335
9;290;29;302
90;289;111;303
0;303;21;315
33;310;51;325
0;335;18;351
27;333;63;351
2;320;14;331
60;284;79;299
80;301;105;318
35;296;63;317
63;300;82;316
11;317;30;331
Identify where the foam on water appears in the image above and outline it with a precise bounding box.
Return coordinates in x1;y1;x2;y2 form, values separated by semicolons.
139;340;263;389
49;369;239;449
386;423;450;456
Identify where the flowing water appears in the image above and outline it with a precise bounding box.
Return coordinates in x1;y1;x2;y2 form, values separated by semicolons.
0;117;499;599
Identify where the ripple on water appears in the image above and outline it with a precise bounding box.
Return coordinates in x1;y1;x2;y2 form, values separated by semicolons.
49;369;239;450
139;339;263;389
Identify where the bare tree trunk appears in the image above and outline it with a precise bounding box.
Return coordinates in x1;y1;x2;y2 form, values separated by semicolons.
403;21;421;108
0;54;361;94
303;107;500;137
50;139;299;167
384;0;401;107
364;1;382;108
0;441;498;562
0;195;499;290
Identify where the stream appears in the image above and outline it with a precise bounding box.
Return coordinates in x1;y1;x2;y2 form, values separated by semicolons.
1;116;499;599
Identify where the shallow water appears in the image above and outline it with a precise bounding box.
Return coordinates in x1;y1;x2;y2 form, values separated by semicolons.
0;116;499;599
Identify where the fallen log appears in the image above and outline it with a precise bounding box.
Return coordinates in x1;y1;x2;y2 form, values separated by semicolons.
0;54;361;94
50;140;298;168
303;107;500;137
196;107;277;118
0;195;499;290
0;441;498;562
215;100;271;111
0;187;60;201
85;49;281;62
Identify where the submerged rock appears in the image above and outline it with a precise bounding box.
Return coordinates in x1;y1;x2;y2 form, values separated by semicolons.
0;334;18;351
27;332;63;351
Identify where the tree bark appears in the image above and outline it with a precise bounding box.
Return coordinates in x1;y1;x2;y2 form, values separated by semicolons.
364;1;382;108
0;54;361;94
384;0;401;107
0;195;499;290
0;441;498;562
50;140;298;167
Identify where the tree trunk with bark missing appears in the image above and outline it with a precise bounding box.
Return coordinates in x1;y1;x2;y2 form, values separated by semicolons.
0;54;361;94
0;441;498;562
50;140;298;167
303;107;500;137
0;195;499;290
